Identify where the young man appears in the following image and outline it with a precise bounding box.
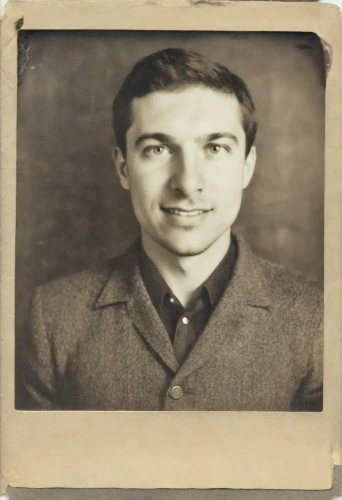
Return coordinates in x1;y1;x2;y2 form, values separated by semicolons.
17;48;323;412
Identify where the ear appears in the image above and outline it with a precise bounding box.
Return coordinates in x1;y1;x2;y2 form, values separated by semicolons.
113;147;130;190
243;145;256;189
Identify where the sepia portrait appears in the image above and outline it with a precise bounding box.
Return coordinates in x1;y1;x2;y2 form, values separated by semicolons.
15;31;324;412
1;0;341;491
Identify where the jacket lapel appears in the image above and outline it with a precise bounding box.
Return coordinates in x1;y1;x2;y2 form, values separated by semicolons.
94;242;179;374
94;235;272;379
175;234;273;380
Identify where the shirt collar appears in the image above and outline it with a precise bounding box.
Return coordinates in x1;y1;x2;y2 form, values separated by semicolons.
201;236;237;307
139;243;171;312
139;235;237;313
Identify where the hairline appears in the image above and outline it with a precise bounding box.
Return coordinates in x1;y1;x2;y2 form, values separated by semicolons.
125;84;250;156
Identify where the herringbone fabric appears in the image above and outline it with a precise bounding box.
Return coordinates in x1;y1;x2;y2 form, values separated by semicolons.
16;234;323;412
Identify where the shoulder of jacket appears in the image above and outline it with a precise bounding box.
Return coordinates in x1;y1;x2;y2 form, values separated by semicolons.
257;254;323;307
35;251;130;305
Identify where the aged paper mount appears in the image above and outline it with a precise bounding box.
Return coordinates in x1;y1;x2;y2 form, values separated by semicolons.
1;0;341;492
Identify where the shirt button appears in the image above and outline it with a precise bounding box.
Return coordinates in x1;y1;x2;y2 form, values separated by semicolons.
181;316;189;325
169;385;183;400
169;297;174;303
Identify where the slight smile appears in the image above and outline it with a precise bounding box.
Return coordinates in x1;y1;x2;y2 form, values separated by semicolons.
161;207;213;217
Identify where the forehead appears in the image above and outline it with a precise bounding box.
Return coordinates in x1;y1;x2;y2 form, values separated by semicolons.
128;86;244;139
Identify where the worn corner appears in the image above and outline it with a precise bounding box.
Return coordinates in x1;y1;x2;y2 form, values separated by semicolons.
318;35;334;76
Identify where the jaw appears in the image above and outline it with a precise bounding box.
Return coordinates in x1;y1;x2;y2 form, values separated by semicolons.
141;219;231;260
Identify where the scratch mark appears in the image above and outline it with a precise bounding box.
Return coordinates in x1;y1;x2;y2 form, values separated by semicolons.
17;31;31;86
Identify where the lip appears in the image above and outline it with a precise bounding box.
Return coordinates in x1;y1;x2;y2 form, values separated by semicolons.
161;207;213;217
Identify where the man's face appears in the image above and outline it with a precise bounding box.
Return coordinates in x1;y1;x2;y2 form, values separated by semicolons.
115;86;256;257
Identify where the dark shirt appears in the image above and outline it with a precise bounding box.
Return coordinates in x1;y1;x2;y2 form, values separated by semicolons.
140;236;237;365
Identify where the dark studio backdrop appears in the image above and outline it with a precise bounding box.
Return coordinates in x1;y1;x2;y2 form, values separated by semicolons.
15;31;325;372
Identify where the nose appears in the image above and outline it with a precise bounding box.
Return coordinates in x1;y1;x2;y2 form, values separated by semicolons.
169;147;205;197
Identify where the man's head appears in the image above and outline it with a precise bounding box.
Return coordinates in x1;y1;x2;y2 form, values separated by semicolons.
113;48;257;159
112;48;257;258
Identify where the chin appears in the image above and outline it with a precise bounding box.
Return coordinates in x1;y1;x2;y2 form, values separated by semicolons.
168;249;205;257
160;238;213;258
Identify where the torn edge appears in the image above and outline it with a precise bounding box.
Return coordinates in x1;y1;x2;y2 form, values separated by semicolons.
14;15;23;30
320;36;333;77
189;0;232;5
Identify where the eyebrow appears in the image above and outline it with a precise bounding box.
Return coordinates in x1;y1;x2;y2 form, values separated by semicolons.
135;133;174;147
135;132;239;147
203;132;239;145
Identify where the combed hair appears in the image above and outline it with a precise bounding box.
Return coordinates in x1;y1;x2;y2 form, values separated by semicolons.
112;48;257;157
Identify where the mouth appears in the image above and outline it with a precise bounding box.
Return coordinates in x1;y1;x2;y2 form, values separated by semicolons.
161;207;212;217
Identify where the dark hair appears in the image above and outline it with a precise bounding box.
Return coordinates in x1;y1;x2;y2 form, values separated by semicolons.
112;48;257;157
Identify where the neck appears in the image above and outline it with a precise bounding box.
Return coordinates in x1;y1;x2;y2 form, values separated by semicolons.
141;231;231;308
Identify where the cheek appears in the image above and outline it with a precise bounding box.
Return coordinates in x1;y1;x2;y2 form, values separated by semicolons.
211;161;245;195
128;170;164;208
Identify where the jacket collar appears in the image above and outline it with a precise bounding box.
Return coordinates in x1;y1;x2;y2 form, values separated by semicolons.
94;241;180;373
93;234;272;375
230;233;272;310
94;241;139;308
94;234;272;311
174;234;272;379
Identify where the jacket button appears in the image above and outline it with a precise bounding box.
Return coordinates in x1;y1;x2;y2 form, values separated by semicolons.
169;385;183;400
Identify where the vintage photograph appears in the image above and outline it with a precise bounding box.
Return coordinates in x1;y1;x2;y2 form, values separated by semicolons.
15;30;325;412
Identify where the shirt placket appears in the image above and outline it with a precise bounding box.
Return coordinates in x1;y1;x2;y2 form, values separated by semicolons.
172;296;206;365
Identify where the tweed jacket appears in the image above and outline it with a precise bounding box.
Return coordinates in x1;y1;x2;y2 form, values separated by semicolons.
17;234;323;411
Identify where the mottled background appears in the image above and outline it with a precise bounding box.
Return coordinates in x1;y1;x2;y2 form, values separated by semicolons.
16;30;325;353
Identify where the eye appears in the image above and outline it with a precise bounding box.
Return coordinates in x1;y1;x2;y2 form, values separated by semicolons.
144;145;172;156
205;144;229;155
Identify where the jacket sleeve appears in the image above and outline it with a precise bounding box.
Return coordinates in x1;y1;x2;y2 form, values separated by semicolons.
16;287;61;410
291;317;323;412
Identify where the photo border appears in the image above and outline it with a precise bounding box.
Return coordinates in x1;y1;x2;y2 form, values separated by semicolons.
1;0;341;491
